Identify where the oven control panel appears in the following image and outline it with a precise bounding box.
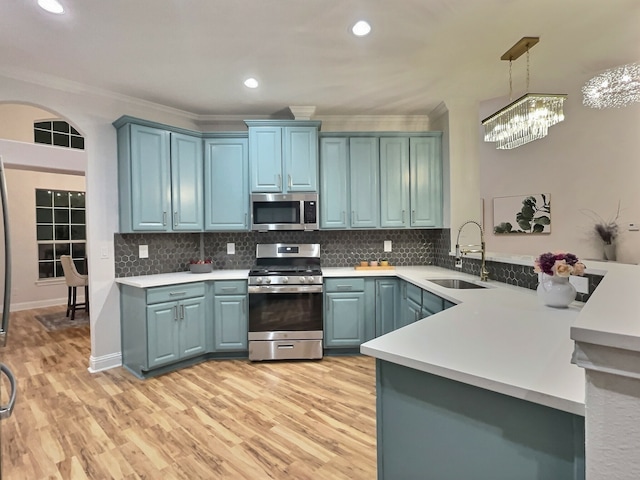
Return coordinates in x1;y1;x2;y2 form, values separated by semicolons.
249;275;322;286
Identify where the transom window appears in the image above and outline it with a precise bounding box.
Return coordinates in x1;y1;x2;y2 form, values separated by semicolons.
36;189;86;279
34;120;85;150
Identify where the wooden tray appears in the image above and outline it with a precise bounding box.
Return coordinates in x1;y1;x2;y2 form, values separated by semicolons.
354;265;395;270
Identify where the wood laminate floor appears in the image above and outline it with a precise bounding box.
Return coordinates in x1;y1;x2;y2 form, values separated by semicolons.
0;306;377;479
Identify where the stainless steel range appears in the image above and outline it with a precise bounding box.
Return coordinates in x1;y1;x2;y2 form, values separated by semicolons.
248;243;323;361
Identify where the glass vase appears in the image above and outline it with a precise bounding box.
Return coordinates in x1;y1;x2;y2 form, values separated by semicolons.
537;274;577;308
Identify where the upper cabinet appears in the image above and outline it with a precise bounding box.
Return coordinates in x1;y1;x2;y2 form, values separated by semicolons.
115;119;203;232
349;137;380;228
203;136;249;231
246;120;321;193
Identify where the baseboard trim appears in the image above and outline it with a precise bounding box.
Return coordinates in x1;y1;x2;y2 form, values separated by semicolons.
88;352;122;373
9;298;67;311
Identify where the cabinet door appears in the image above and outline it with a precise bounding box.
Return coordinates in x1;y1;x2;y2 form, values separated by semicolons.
324;292;365;347
249;127;283;192
284;126;318;192
170;133;204;231
376;279;400;337
410;137;442;227
179;296;207;359
214;294;248;351
320;137;349;229
399;298;422;329
130;124;171;231
147;301;180;368
204;138;249;231
349;137;379;228
380;137;410;228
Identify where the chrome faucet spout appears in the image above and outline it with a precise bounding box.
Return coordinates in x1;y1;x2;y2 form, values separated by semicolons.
455;220;489;281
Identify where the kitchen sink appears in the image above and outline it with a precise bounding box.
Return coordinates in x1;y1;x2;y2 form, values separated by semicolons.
426;278;488;289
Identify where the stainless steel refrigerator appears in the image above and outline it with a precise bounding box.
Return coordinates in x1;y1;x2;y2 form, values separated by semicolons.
0;156;18;477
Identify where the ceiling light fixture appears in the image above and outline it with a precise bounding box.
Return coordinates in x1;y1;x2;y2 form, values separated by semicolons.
481;37;567;150
351;20;371;37
244;78;259;89
37;0;64;14
582;62;640;109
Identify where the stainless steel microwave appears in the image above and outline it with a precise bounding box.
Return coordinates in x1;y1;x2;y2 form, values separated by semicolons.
251;193;318;231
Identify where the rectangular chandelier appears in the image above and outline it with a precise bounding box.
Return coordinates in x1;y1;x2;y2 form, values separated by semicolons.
481;93;567;149
482;37;567;150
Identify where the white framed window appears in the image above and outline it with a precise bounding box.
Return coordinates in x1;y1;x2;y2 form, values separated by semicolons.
36;189;86;279
34;120;85;150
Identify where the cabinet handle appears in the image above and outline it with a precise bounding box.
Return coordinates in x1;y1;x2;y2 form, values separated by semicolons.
221;287;236;292
244;213;248;227
288;174;292;188
242;299;246;314
336;285;353;290
412;210;415;223
173;211;178;227
342;211;346;223
402;210;405;223
180;305;185;320
173;305;178;321
169;291;187;296
277;174;282;189
352;210;355;222
163;211;167;226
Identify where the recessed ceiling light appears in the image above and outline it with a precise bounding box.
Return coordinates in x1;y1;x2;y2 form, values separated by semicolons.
244;78;259;89
351;20;371;37
38;0;64;14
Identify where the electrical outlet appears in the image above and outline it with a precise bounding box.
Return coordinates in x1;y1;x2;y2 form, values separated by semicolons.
384;240;392;252
138;245;149;259
227;243;235;255
569;275;589;294
629;223;639;232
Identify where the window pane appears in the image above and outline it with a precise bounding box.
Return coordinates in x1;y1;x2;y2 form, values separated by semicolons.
54;261;64;278
70;136;85;150
53;121;70;133
53;133;70;148
37;225;53;241
54;243;70;258
36;208;53;223
53;191;69;207
72;243;86;259
69;192;85;208
73;260;86;274
69;125;80;135
54;208;69;224
34;121;52;130
38;244;55;261
71;225;86;240
39;262;55;279
34;129;52;145
71;209;85;224
36;189;53;207
55;225;70;240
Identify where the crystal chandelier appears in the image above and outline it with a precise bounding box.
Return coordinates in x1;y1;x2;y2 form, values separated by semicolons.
482;37;567;150
582;62;640;109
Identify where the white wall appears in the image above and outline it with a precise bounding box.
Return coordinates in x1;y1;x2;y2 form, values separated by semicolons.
0;103;56;142
479;79;640;265
3;168;85;310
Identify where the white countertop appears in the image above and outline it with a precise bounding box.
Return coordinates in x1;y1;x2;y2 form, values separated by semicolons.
115;269;249;288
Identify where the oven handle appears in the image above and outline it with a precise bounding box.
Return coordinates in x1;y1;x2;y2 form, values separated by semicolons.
248;285;323;294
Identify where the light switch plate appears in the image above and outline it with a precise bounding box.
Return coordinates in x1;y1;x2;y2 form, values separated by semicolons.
569;275;589;294
139;245;149;259
384;240;392;252
227;243;235;255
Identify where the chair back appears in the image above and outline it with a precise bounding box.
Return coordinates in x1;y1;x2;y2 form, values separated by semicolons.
60;255;88;287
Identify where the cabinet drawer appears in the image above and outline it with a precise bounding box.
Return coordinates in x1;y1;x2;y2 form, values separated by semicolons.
147;282;205;304
422;289;444;315
214;280;248;295
406;283;422;304
325;278;365;292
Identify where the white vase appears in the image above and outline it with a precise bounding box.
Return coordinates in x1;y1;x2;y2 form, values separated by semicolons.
537;274;577;308
603;244;616;261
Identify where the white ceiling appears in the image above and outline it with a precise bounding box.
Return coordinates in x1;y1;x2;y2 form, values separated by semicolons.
1;0;639;118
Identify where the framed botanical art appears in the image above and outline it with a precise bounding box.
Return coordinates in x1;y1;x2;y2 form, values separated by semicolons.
493;193;551;235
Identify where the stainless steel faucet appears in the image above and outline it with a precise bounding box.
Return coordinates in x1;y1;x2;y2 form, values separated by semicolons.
455;220;489;281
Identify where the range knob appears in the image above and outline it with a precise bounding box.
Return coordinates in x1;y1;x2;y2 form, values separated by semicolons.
265;278;272;284
306;276;315;283
299;276;306;284
282;277;289;284
255;277;263;284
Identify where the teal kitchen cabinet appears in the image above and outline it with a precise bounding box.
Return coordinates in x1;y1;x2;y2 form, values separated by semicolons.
421;288;445;318
203;136;249;231
212;280;248;351
399;281;423;328
246;120;321;193
374;278;401;338
116;120;203;232
324;278;366;348
380;135;443;229
121;282;207;377
320;137;349;229
349;137;380;228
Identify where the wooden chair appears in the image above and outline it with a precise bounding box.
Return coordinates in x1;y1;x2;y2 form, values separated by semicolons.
60;255;89;320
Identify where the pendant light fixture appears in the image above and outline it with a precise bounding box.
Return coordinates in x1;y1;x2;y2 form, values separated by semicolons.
482;37;567;150
582;62;640;109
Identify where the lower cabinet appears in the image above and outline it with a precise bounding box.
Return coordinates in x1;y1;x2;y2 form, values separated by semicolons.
324;278;366;348
212;280;248;351
374;278;400;338
121;282;208;376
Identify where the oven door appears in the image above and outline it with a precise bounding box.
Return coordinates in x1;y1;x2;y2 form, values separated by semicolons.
248;285;323;341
